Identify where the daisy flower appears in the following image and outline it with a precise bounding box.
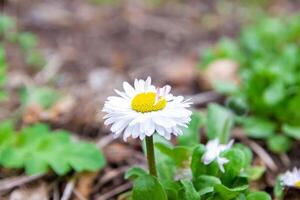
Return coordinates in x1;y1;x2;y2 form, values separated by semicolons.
202;138;234;173
280;168;300;188
102;77;192;141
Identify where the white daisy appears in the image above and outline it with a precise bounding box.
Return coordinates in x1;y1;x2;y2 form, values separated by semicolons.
280;168;300;188
102;77;192;141
202;138;234;173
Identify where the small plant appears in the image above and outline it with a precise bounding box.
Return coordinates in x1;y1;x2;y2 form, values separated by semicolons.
0;121;105;175
124;104;269;200
102;78;270;200
199;14;300;153
103;77;192;177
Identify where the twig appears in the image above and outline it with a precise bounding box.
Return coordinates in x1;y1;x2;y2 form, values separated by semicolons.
61;178;76;200
34;53;63;84
96;182;132;200
53;183;60;200
280;153;291;167
0;174;44;192
93;166;129;193
97;134;114;149
248;141;278;172
133;151;147;162
184;91;223;106
73;189;87;200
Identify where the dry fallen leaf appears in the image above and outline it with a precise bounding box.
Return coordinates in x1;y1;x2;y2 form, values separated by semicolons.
9;182;48;200
199;59;240;90
74;172;99;199
104;143;134;164
22;95;76;124
48;95;76;121
160;57;197;87
22;104;44;124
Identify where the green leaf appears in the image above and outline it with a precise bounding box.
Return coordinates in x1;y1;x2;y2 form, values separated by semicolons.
246;192;271;200
233;144;253;167
226;97;249;116
213;80;239;95
236;194;247;200
241;117;275;139
199;187;214;197
194;175;221;191
207;103;234;143
220;149;246;186
263;82;285;106
67;142;106;172
132;174;167;200
178;180;200;200
191;144;207;177
125;167;148;180
161;180;181;200
178;112;202;146
155;142;191;168
283;124;300;140
0;121;15;149
18;32;38;50
267;135;292;153
246;166;266;181
0;123;106;175
25;50;45;68
24;157;48;175
274;176;284;199
0;15;15;34
0;146;26;168
194;175;221;196
214;184;248;200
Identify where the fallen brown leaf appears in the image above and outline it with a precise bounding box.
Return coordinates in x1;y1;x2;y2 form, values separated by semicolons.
74;172;99;199
9;182;48;200
199;59;240;90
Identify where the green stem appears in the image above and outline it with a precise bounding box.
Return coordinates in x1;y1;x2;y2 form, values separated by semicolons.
145;136;157;177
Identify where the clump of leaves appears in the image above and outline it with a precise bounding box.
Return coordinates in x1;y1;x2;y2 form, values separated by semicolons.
123;105;270;200
0;121;105;175
0;14;45;68
200;14;300;153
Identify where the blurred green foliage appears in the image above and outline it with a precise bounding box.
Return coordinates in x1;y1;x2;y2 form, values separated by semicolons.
0;121;105;175
177;112;202;146
20;86;62;109
0;14;45;69
200;14;300;153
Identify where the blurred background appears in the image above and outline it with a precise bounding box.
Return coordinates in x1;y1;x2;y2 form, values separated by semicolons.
1;0;300;199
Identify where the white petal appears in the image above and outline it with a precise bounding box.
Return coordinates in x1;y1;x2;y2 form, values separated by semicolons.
144;76;152;91
217;157;229;173
114;89;130;99
202;152;216;165
123;82;136;97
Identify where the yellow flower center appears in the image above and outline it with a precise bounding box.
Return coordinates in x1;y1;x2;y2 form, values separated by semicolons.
295;181;300;188
131;92;166;113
